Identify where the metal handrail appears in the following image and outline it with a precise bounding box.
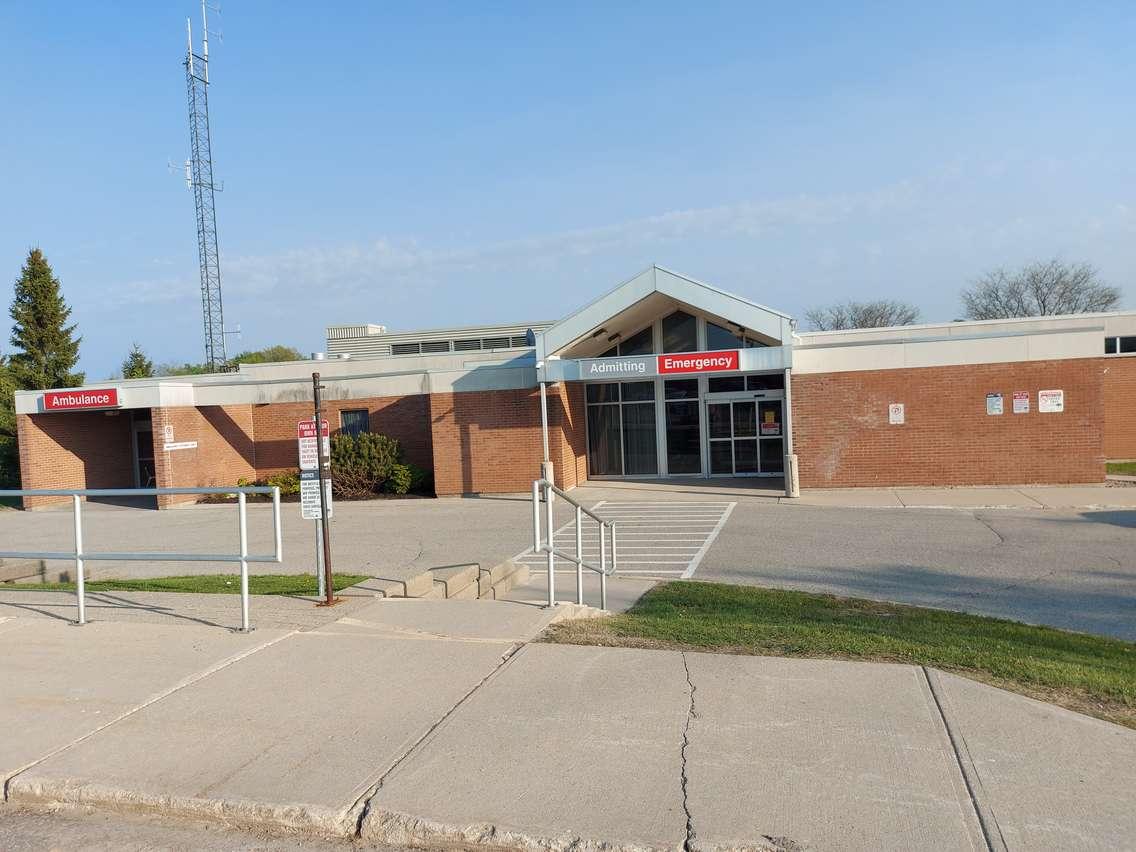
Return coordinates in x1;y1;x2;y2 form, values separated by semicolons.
0;486;284;632
531;478;617;610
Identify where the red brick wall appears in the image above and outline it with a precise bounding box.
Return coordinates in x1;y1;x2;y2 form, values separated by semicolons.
428;384;587;496
15;411;136;509
1102;357;1136;459
551;383;588;489
792;358;1104;487
251;396;432;479
151;405;257;508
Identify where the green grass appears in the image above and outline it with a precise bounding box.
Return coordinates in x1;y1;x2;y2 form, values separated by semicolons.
1;573;370;596
1106;461;1136;476
546;581;1136;728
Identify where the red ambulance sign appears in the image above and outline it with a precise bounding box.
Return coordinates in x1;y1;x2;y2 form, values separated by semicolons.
43;389;120;411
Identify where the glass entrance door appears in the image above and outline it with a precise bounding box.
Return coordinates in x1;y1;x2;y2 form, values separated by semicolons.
707;397;784;476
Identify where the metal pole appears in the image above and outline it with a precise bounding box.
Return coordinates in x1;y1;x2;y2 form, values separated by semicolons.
72;495;86;626
575;506;584;605
238;491;251;632
539;382;551;464
313;372;337;606
315;517;325;599
544;482;555;607
531;479;541;552
599;522;608;611
611;524;618;575
271;486;283;562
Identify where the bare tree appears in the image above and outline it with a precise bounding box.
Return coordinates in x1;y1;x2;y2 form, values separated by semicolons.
804;299;921;331
961;259;1121;320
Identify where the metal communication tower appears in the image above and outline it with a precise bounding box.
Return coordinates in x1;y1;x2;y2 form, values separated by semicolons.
184;1;227;371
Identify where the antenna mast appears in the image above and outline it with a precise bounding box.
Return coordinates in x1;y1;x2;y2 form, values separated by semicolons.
184;0;227;371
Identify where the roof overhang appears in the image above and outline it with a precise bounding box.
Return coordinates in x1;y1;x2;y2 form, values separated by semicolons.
535;266;794;360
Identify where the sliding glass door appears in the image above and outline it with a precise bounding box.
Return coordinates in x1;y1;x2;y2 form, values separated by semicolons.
707;396;784;476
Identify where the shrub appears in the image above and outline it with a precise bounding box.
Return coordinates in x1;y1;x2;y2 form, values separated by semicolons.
265;470;301;495
385;463;412;495
330;433;400;498
0;436;18;488
407;464;432;494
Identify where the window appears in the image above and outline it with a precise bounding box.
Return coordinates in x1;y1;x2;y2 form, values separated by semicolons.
585;381;658;476
708;376;745;393
619;326;654;356
706;321;743;351
341;409;370;437
747;373;785;391
661;311;697;353
1105;336;1136;354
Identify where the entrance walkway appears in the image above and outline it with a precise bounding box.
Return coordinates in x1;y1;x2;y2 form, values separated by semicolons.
513;499;736;580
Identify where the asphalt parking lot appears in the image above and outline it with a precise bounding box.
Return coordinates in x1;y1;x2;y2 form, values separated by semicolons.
3;486;1134;641
695;501;1136;641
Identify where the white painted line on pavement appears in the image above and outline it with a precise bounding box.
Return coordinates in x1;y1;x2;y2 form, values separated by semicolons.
681;502;736;579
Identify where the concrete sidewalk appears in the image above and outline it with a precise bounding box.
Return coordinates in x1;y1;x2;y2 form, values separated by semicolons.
2;603;1134;850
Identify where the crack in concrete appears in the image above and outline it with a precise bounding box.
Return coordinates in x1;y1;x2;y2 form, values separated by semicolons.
348;641;528;839
680;652;697;852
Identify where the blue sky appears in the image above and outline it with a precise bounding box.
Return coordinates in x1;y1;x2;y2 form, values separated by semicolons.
1;1;1133;378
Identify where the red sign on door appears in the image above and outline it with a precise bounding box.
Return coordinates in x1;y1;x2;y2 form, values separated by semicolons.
657;350;739;374
43;388;120;411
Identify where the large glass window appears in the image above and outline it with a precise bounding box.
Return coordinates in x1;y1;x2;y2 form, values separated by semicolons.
619;326;654;356
706;321;743;351
664;379;701;474
586;404;621;475
585;381;658;476
661;311;697;352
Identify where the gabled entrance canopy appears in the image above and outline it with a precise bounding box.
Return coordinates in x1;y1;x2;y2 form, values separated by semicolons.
535;266;795;382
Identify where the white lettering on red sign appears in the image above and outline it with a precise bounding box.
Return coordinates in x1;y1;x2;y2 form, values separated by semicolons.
297;419;331;472
657;350;739;374
43;389;120;411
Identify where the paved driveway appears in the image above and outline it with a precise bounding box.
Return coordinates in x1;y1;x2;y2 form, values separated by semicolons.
694;501;1136;641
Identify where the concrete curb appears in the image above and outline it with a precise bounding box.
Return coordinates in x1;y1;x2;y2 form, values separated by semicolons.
361;806;680;852
6;777;356;840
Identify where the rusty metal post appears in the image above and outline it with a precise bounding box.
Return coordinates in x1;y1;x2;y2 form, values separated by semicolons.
313;372;338;606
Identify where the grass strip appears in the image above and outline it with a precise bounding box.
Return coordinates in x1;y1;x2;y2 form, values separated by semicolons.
1106;461;1136;476
0;573;371;596
545;581;1136;728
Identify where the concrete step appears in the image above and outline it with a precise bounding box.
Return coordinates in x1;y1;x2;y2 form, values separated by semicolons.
0;558;68;584
342;571;435;599
428;564;480;599
478;561;529;600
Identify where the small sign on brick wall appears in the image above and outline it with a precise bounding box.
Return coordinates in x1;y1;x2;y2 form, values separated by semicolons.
1038;389;1065;413
888;403;905;425
1012;391;1030;414
986;393;1004;416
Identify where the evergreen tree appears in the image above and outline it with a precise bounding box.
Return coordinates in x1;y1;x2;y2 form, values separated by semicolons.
0;355;15;436
8;248;83;390
121;342;154;379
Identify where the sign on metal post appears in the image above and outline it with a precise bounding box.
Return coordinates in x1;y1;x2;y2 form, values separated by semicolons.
310;374;339;607
300;470;333;520
297;419;330;472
